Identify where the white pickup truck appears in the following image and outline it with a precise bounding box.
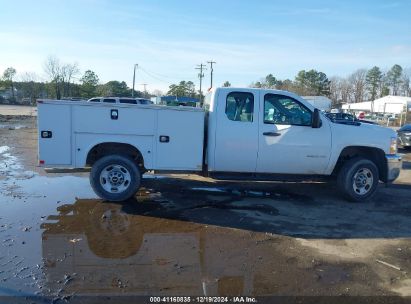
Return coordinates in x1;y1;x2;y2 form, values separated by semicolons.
37;88;402;202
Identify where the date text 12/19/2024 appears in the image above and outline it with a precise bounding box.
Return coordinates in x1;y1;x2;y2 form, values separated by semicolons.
149;297;257;303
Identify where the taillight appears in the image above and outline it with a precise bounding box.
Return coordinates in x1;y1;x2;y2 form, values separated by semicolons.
39;160;45;165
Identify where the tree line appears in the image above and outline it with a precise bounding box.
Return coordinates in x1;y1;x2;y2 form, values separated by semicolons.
166;81;197;98
246;64;410;106
0;56;144;104
1;56;410;107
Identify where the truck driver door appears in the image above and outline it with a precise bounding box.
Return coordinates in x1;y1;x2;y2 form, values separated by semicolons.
257;93;332;174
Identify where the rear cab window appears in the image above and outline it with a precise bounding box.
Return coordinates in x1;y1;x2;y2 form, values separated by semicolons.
225;92;254;122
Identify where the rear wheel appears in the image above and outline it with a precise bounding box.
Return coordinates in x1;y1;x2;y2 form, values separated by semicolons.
90;154;141;201
337;157;379;202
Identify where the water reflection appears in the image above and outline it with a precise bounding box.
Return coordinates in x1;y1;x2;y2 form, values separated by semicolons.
41;199;257;296
41;195;377;297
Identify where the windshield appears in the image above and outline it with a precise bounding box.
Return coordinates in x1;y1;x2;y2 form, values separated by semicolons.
326;113;356;122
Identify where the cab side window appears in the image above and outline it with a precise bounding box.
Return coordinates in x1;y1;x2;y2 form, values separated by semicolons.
225;92;254;122
264;94;312;126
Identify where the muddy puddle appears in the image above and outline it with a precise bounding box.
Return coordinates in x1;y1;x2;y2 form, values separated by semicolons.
0;194;382;298
0;145;97;297
39;199;380;297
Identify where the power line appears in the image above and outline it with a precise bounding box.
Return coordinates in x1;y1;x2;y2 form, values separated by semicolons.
140;66;189;83
139;67;178;80
139;67;172;85
136;68;150;86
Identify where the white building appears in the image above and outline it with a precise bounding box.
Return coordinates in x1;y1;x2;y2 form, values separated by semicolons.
302;96;332;111
342;96;411;114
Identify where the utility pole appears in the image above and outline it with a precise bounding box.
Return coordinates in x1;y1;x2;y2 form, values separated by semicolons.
132;64;138;97
196;64;206;103
141;83;148;98
207;60;216;89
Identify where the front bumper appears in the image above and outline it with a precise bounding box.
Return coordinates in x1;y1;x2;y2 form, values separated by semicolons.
386;154;402;182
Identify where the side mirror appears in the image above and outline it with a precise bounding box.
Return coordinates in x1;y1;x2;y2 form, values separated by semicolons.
312;108;322;128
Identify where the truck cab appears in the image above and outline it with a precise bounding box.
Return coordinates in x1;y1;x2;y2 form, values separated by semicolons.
204;88;330;175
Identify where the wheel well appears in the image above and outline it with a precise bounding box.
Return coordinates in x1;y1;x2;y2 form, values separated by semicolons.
332;146;387;182
86;143;145;172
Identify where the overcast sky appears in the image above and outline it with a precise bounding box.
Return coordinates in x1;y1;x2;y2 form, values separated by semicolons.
1;0;410;92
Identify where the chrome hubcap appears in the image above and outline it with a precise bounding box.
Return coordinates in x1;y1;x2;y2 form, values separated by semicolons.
353;168;373;195
100;165;131;193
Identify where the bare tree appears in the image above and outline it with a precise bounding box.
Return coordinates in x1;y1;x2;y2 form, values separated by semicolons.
61;63;80;97
401;68;411;96
151;89;164;96
348;69;367;103
340;78;353;104
43;56;81;99
19;72;39;83
43;56;62;99
329;76;341;106
329;76;354;105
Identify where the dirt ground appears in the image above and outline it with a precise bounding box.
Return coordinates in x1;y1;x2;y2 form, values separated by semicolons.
1;112;411;302
0;104;37;117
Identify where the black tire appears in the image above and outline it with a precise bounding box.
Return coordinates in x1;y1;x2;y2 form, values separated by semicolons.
90;154;141;201
337;157;379;202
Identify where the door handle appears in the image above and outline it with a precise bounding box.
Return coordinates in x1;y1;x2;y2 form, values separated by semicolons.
159;135;170;143
263;131;281;136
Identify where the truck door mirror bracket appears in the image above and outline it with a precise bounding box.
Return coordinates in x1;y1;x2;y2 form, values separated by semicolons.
312;108;322;128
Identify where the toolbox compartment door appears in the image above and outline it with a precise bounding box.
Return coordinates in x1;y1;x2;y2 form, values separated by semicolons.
38;104;72;166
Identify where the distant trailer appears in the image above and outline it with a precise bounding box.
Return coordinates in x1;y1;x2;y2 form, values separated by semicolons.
342;96;411;114
302;96;332;111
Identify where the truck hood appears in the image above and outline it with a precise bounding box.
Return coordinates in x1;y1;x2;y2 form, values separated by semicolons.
330;120;397;155
358;122;397;138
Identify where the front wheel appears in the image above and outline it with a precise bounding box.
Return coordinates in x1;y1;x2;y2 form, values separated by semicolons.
337;157;379;202
90;155;141;201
